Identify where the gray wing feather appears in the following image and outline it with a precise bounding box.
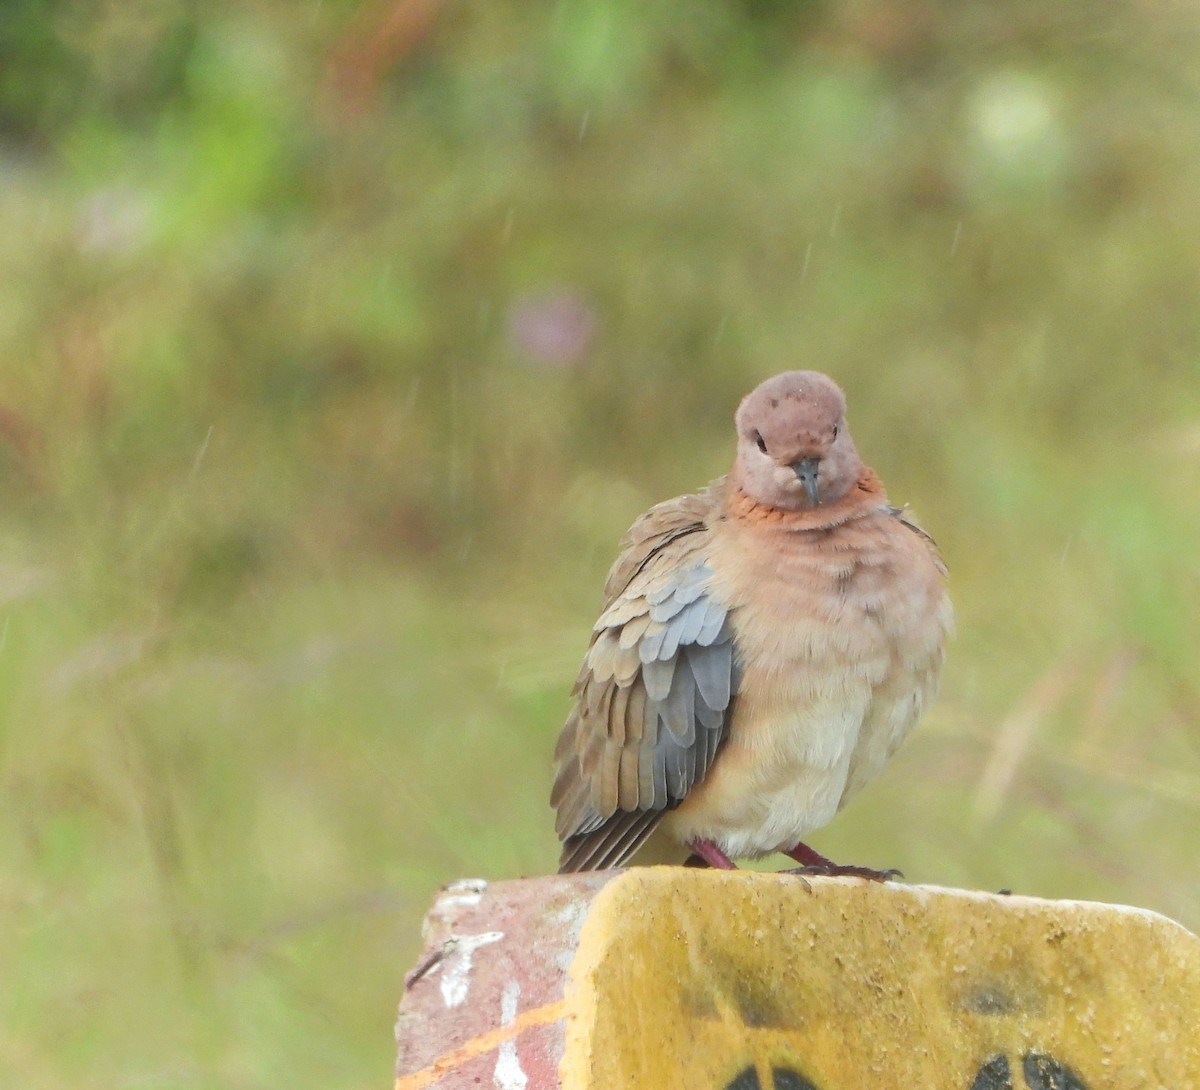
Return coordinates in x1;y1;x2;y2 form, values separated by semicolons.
665;736;690;798
638;625;669;664
660;657;697;745
647;576;707;622
688;638;732;713
648;595;686;626
696;608;730;647
555;539;739;872
675;597;712;648
641;655;677;701
643;576;679;606
655;597;705;659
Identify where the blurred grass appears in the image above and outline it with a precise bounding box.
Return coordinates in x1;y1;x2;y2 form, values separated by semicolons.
2;1;1200;1086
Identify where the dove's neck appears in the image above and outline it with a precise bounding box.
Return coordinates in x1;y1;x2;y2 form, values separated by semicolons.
722;468;888;532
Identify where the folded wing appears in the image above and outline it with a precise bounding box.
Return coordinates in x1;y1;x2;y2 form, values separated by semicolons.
551;489;737;872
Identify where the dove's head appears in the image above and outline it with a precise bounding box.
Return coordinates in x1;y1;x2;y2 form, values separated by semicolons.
733;371;865;511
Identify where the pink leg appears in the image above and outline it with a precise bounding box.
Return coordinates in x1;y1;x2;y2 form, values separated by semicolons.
687;839;738;870
784;841;902;882
784;842;836;868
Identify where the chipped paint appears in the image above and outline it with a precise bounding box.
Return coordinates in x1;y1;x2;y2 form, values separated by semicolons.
548;899;591;972
439;878;490;911
493;979;528;1089
440;931;505;1008
394;1000;566;1090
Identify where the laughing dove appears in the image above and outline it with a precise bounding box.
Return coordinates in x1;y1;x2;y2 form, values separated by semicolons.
551;371;952;874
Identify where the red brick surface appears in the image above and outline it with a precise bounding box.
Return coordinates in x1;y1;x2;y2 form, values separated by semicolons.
395;873;615;1089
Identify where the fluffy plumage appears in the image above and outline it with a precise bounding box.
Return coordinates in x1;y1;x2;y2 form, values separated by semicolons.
551;371;952;872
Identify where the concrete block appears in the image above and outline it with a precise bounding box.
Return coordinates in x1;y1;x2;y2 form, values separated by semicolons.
396;870;1200;1090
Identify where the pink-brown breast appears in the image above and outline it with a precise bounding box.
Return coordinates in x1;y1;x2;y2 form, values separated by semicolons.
657;481;952;859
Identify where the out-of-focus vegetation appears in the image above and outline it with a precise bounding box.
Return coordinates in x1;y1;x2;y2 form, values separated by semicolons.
2;0;1200;1085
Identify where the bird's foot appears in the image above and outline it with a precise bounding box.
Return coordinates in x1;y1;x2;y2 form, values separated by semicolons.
784;863;902;882
686;839;738;870
783;840;902;882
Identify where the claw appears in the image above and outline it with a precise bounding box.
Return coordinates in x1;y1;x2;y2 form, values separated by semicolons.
782;870;813;892
782;840;901;882
784;864;902;882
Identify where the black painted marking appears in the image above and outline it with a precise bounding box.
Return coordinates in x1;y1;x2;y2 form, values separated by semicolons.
735;981;793;1029
963;985;1017;1015
726;1067;761;1090
772;1069;819;1090
1023;1052;1089;1090
725;1050;1088;1090
970;1054;1013;1090
725;1065;820;1090
681;959;795;1029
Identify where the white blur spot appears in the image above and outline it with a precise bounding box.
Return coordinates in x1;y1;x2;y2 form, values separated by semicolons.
968;71;1059;163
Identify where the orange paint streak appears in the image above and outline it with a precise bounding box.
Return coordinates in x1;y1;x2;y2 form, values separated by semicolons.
394;999;568;1090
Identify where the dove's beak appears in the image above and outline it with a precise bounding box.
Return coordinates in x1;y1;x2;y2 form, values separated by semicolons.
791;457;821;505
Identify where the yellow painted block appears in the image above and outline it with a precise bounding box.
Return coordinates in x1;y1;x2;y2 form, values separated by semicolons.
561;870;1200;1090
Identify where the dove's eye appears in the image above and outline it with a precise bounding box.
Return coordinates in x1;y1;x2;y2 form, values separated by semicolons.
754;432;767;453
832;425;839;439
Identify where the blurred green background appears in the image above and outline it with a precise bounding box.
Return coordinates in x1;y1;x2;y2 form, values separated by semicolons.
2;0;1200;1085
